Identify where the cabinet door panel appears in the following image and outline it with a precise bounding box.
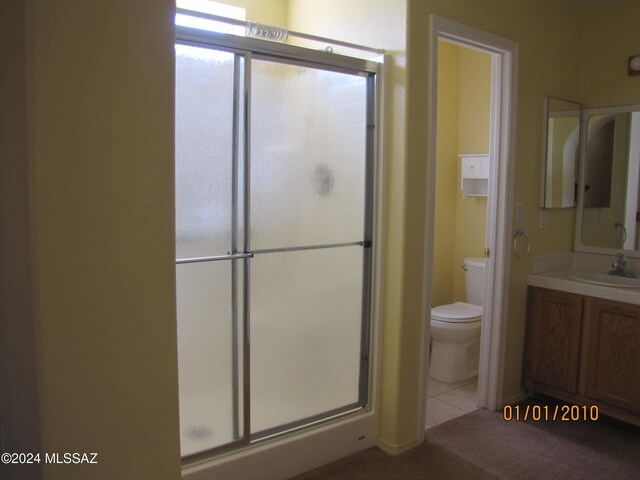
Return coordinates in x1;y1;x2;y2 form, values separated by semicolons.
527;288;583;393
585;299;640;411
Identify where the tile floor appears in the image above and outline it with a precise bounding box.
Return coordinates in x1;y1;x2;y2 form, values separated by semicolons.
425;376;478;429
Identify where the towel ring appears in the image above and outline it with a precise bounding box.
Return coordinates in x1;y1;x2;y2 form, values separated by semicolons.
513;229;530;260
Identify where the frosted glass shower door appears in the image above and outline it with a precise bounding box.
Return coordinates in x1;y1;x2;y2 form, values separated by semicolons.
175;34;376;460
175;44;247;457
249;59;371;436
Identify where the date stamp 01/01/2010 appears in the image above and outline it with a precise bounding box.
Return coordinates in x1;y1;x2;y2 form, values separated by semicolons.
503;404;599;422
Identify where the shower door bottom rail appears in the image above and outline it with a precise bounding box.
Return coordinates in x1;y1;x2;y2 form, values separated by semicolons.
182;403;366;464
251;403;366;443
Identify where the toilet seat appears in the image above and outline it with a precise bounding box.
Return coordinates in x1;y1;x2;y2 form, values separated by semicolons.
431;302;482;323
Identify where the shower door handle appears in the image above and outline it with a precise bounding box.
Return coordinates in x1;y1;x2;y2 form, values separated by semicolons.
176;252;254;265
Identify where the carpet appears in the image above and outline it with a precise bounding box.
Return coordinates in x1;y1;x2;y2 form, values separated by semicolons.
293;401;640;479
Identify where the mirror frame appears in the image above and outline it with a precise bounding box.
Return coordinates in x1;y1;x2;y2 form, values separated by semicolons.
574;103;640;258
540;96;581;209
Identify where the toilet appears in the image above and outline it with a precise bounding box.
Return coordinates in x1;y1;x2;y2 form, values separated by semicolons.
429;257;485;383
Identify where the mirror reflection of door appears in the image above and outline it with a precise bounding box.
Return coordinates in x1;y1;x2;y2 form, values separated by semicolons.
584;115;615;208
542;97;580;208
580;110;640;250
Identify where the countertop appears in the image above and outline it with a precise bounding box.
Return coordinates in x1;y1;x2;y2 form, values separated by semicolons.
527;269;640;306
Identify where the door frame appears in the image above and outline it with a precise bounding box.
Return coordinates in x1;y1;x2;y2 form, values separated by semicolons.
418;15;518;439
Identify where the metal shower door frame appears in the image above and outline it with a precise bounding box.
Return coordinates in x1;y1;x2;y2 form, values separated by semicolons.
175;25;380;464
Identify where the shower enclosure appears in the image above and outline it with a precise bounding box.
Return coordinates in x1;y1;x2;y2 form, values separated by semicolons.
175;24;379;461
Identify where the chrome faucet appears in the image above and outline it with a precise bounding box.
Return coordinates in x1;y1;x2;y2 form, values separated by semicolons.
609;253;636;278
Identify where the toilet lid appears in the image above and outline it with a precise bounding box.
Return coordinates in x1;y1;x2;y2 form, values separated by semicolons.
431;302;482;323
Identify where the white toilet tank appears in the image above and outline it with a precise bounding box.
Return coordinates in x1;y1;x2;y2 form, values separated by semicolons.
464;257;486;306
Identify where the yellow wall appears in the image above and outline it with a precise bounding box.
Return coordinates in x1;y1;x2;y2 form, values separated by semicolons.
457;48;492;154
221;0;287;25
579;0;640;107
432;42;459;307
433;44;491;306
9;1;182;479
577;0;640;251
452;47;491;301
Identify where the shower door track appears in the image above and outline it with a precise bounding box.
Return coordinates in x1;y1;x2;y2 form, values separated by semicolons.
176;8;384;56
176;25;379;465
176;25;382;75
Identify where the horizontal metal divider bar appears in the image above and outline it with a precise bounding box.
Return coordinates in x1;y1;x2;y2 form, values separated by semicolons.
252;241;364;255
175;241;367;265
176;252;254;264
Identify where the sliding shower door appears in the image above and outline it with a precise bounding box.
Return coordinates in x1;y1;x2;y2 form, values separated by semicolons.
175;44;248;457
249;58;369;437
175;33;377;460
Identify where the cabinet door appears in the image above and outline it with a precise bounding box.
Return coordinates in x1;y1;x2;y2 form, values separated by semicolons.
526;288;583;393
584;299;640;412
461;156;484;179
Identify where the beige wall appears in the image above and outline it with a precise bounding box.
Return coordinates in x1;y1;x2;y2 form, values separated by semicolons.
6;1;182;479
0;2;42;479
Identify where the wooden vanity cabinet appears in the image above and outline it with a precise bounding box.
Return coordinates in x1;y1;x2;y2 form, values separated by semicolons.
524;287;640;426
582;298;640;412
524;288;583;393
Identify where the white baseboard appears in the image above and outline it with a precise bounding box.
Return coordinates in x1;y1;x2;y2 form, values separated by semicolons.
376;437;420;456
502;390;528;407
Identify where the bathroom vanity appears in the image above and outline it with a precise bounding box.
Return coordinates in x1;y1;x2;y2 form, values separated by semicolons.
522;97;640;426
527;99;640;427
523;278;640;427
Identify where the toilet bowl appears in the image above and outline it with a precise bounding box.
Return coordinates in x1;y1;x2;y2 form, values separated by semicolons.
429;257;485;383
429;302;482;383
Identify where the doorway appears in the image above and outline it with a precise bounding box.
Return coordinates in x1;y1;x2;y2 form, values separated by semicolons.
174;25;380;464
426;39;492;427
419;16;518;438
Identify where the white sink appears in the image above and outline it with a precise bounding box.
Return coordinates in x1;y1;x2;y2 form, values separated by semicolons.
567;271;640;288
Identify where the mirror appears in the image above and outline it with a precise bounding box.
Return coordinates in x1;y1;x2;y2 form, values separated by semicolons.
540;97;581;208
575;104;640;254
